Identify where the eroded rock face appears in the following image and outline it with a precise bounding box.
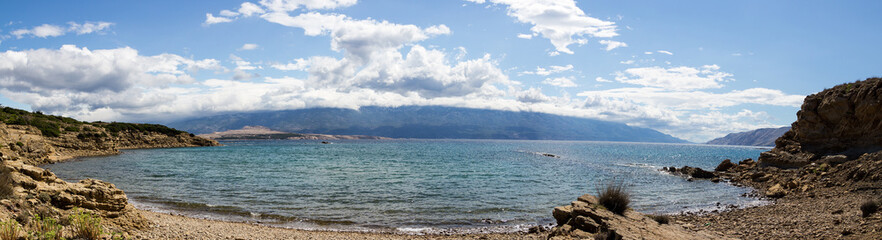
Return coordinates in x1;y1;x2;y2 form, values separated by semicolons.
2;160;129;215
548;194;728;240
760;78;882;168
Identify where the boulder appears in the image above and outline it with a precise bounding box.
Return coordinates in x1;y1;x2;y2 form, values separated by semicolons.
765;183;786;198
715;159;736;172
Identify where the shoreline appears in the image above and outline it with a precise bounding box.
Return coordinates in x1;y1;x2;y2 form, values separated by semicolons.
130;209;547;239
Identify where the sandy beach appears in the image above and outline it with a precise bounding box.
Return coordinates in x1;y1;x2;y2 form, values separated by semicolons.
129;210;546;240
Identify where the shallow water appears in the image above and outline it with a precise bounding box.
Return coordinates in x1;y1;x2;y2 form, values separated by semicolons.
46;140;767;233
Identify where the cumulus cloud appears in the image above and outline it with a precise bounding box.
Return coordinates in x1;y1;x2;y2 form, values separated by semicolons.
542;76;578;88
467;0;620;55
10;21;112;38
613;65;733;91
0;45;222;113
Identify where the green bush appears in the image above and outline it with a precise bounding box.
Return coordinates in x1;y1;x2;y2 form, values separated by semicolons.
70;209;103;240
29;214;63;240
15;142;23;147
100;122;184;136
861;199;880;217
648;214;670;224
0;219;22;240
597;180;630;215
64;126;80;132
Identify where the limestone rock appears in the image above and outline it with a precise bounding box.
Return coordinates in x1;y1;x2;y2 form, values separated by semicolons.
765;183;786;198
662;166;715;179
548;194;730;239
715;159;736;172
759;78;882;168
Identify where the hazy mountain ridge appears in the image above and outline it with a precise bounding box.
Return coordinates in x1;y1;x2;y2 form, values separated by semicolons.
168;106;689;143
706;127;790;146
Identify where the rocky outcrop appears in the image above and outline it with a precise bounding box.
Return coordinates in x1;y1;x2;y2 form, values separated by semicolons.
706;127;790;147
1;158;148;233
0;122;218;165
661;166;715;179
760;78;882;168
548;194;728;239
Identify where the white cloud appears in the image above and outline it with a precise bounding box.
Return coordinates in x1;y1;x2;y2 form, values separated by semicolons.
0;45;222;113
595;77;612;82
207;0;357;24
657;50;673;55
467;0;620;55
239;43;259;50
519;64;573;76
238;2;266;16
619;60;634;65
11;24;65;38
9;21;113;39
517;33;533;39
542;76;578;88
258;0;357;12
68;22;113;35
272;58;309;71
205;13;234;25
613;65;733;91
598;40;627;51
515;87;551;103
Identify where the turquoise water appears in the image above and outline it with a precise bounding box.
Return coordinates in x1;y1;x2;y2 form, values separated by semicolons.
46;140;767;233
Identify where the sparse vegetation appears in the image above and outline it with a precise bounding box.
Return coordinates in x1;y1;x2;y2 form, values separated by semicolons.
29;214;63;240
597;180;630;215
0;166;12;199
861;199;879;217
70;209;103;240
0;107;84;138
648;214;670;224
64;126;80;132
0;219;22;240
97;122;185;137
15;142;23;147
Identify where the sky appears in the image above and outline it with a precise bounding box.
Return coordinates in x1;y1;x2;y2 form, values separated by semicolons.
0;0;880;142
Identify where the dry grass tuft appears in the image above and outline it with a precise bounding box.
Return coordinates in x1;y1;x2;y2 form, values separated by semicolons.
597;180;630;215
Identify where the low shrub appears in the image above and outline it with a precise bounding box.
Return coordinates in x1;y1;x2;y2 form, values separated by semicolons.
64;126;80;132
648;214;670;224
597;180;630;215
0;219;21;240
0;166;12;199
861;199;880;217
70;209;103;240
29;214;63;240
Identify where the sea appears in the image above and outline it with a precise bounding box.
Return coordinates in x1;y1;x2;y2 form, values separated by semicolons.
45;139;768;234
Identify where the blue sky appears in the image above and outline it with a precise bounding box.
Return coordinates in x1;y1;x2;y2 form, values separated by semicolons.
1;0;880;142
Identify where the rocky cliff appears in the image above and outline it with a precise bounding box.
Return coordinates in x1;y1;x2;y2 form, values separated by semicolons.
706;127;790;147
0;108;218;235
760;78;882;168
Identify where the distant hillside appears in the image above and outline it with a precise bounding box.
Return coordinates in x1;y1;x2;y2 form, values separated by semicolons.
706;127;790;146
168;106;689;143
198;126;389;140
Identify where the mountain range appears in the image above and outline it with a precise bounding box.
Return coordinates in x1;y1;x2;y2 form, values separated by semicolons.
706;127;790;146
167;106;688;143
